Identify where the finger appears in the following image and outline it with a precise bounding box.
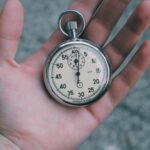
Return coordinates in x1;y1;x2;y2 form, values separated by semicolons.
106;0;150;70
84;0;131;45
110;40;150;104
0;0;24;63
109;0;150;57
132;41;150;71
22;0;102;67
110;0;150;56
87;41;150;123
120;41;150;88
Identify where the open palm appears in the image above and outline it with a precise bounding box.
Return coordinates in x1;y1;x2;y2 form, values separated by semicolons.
0;0;149;149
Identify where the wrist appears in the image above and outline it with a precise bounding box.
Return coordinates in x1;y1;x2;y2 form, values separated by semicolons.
0;134;21;150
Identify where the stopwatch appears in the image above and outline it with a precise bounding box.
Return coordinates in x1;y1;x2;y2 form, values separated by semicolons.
44;10;112;107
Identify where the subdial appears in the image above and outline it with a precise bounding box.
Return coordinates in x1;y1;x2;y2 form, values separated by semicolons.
67;52;85;70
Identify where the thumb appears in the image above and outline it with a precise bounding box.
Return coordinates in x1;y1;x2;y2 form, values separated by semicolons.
0;0;24;63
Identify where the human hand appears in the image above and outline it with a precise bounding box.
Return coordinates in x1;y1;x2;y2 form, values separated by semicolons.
0;0;149;150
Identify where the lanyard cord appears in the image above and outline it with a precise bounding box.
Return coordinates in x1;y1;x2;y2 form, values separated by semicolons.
110;45;141;80
92;0;105;18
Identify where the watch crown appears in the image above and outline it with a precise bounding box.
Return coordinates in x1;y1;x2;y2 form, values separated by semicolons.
66;21;78;39
67;21;78;30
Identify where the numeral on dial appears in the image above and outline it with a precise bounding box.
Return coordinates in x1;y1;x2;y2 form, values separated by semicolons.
55;74;62;79
56;63;63;68
72;50;78;54
68;90;74;96
93;79;100;84
78;92;85;98
60;84;66;89
62;55;68;60
84;52;88;57
92;59;97;64
88;87;94;93
96;68;101;73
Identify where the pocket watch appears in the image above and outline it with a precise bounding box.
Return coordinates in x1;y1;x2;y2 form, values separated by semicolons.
43;10;117;107
44;10;112;107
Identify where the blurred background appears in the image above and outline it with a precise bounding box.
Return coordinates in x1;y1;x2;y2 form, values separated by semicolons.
0;0;150;150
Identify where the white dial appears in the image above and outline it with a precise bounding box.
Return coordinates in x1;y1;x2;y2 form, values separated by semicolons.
44;41;111;106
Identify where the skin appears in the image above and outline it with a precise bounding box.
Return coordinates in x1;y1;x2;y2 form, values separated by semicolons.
0;0;150;149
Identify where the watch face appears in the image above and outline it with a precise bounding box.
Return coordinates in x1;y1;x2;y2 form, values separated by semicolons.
44;40;111;107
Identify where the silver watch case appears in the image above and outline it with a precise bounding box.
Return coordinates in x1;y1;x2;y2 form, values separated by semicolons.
43;39;112;107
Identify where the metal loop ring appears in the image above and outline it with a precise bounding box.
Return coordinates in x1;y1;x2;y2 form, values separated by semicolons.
58;10;85;38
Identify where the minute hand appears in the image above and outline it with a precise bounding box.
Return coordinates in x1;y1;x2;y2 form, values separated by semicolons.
77;51;80;84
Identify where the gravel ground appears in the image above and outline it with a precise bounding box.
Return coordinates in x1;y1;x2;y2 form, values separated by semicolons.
0;0;150;150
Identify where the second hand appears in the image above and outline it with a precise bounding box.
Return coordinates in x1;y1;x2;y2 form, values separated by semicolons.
75;51;83;89
77;50;80;84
